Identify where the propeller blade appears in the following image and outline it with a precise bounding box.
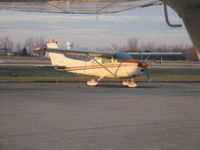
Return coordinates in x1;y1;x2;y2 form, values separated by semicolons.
138;50;144;61
144;68;151;83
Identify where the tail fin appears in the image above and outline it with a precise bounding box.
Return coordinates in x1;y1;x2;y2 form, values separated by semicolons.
47;39;86;67
47;40;66;66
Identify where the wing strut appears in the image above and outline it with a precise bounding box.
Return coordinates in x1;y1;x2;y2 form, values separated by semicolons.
92;58;118;78
163;1;182;28
96;0;120;14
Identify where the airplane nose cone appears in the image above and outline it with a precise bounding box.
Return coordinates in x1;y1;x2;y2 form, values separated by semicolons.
138;62;149;68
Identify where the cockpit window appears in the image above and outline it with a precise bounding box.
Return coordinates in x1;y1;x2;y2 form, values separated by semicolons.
93;57;112;64
64;54;93;61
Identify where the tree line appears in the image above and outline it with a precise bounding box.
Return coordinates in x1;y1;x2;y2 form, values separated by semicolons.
0;36;46;56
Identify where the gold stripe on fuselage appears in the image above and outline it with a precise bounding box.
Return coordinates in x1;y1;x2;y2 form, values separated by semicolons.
64;63;137;72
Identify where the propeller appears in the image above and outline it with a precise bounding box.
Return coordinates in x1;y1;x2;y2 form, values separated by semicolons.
138;50;151;82
144;67;151;83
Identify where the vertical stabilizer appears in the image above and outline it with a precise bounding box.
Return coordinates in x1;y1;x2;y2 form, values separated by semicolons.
47;40;66;66
46;39;86;67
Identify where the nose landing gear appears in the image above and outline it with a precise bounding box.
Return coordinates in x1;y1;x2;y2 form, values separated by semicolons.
122;79;137;88
87;79;99;87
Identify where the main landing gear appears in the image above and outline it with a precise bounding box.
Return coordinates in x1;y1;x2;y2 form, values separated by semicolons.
87;76;104;87
87;79;99;87
87;78;137;88
122;79;137;88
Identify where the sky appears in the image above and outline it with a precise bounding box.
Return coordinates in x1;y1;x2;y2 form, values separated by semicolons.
0;5;192;49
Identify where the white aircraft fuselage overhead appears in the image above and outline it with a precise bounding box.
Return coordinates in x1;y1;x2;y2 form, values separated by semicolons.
161;0;200;60
0;0;200;59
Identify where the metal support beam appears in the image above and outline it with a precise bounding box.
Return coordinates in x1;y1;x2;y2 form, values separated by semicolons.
163;1;182;28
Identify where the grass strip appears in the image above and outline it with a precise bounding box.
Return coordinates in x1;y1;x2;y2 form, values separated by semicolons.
0;66;199;82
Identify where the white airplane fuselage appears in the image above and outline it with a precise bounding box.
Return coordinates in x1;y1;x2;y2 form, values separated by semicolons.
64;62;139;78
49;52;143;78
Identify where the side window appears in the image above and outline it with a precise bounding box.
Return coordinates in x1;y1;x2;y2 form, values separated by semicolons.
93;57;112;64
64;54;92;61
102;58;112;63
93;57;103;63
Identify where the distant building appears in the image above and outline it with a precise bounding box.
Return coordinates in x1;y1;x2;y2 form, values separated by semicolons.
7;51;19;56
129;52;186;61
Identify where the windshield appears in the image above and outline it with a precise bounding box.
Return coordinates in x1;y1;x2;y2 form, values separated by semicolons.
114;53;133;60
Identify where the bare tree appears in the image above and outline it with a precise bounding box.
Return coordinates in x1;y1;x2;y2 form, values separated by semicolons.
140;42;156;52
24;36;47;56
0;36;13;55
127;38;139;52
24;36;34;55
111;44;120;51
15;42;22;55
34;36;46;48
33;36;46;57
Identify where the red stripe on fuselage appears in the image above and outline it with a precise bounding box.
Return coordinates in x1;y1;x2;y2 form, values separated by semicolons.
117;59;139;63
118;59;148;68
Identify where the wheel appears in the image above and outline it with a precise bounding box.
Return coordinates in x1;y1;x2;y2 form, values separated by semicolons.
127;82;137;88
122;80;137;88
122;80;129;86
87;79;99;87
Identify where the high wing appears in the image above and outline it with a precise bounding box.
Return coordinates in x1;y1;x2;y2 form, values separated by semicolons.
0;0;160;14
36;44;134;59
46;47;114;58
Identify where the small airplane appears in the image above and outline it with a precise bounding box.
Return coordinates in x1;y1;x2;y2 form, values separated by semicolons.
35;39;150;88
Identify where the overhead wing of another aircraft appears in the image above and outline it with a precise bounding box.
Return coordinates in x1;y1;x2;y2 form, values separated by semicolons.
1;0;200;60
0;0;160;14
